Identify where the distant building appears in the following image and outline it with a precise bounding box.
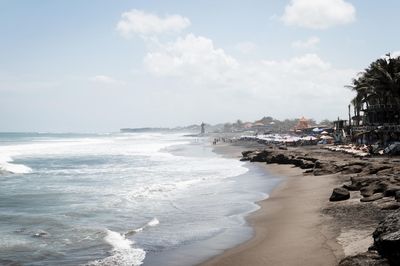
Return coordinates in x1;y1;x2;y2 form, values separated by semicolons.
295;117;309;131
251;122;271;133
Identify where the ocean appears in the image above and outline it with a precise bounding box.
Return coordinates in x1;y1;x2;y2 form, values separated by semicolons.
0;132;281;266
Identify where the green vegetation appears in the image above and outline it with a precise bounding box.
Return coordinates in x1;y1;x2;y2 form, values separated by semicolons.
348;53;400;118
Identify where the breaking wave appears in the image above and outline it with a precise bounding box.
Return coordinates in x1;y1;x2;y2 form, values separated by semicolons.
0;155;32;174
125;218;160;236
86;229;146;266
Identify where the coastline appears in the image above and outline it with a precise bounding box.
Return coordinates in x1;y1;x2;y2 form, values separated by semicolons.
202;142;343;266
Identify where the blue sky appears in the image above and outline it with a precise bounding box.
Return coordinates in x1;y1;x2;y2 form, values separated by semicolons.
1;0;399;132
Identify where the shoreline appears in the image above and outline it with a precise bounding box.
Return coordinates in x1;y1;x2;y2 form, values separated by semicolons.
202;140;400;265
201;142;343;266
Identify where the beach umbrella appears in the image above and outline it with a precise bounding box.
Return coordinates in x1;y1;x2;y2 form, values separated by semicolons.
312;128;322;132
301;136;317;141
321;131;329;135
320;135;333;140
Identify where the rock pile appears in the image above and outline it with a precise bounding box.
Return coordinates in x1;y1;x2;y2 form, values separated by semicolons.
373;209;400;265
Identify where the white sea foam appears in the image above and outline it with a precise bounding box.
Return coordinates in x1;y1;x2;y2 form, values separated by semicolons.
125;218;160;236
86;229;145;266
0;154;32;174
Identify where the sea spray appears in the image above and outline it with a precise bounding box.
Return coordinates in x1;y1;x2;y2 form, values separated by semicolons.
86;230;146;266
125;218;160;236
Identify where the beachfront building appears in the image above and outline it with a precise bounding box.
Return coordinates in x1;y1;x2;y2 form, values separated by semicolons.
351;105;400;144
348;54;400;145
295;117;309;131
251;122;272;134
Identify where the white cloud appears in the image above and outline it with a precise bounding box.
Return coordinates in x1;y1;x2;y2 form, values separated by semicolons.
116;9;191;37
292;36;320;49
143;34;356;120
89;75;124;85
114;11;357;122
144;34;239;82
281;0;356;29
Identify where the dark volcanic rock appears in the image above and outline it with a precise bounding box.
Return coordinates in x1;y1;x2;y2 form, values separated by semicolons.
240;150;271;162
384;185;400;197
313;161;340;176
299;160;315;169
297;156;318;163
341;165;364;174
241;150;255;157
268;153;291;164
380;203;400;210
361;193;384;202
361;182;389;198
338;252;389;266
373;209;400;265
395;191;400;202
330;187;350;201
249;150;270;162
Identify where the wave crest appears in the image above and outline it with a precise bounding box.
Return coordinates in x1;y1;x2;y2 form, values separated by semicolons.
86;229;145;266
0;155;32;174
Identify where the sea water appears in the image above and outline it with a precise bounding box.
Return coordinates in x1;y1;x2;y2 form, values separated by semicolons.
0;132;281;265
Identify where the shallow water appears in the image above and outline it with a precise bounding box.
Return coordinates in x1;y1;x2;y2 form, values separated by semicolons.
0;132;281;265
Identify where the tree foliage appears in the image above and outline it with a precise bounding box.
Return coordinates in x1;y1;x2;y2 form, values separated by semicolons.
347;53;400;116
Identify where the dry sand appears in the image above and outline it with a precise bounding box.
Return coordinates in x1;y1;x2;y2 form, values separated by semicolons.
201;143;344;266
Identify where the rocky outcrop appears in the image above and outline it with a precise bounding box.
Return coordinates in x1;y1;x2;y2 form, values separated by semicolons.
313;161;341;176
373;209;400;265
241;150;317;169
338;251;389;266
395;191;400;202
330;187;350;201
341;175;400;202
240;150;271;162
361;193;385;202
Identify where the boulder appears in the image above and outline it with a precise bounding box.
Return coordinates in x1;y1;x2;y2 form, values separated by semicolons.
373;209;400;265
384;185;400;197
395;191;400;202
330;187;350;201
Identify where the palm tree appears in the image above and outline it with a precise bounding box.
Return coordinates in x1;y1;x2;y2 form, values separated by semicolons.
348;54;400;109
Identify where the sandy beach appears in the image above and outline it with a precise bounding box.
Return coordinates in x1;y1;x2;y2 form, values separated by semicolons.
201;141;400;266
200;143;342;266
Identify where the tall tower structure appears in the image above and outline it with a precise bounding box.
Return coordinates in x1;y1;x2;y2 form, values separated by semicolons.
200;122;205;134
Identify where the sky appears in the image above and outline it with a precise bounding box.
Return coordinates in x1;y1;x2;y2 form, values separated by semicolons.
1;0;400;132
